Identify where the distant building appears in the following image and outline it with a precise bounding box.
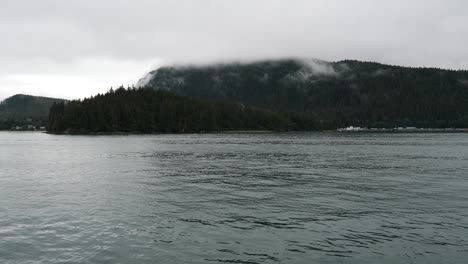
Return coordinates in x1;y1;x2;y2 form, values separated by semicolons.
338;126;364;132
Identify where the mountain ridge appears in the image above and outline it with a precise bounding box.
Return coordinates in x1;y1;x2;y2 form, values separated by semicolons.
140;58;468;128
0;94;66;130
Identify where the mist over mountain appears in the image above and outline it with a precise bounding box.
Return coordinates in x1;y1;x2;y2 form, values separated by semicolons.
140;59;468;128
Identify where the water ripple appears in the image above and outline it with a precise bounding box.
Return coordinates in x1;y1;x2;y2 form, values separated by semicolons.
0;132;468;263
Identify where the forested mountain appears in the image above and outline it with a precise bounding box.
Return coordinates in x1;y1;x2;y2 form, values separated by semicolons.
140;59;468;128
0;94;66;130
47;88;316;134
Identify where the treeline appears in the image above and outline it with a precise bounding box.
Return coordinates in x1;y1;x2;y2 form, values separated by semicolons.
48;87;317;134
0;117;47;130
144;59;468;128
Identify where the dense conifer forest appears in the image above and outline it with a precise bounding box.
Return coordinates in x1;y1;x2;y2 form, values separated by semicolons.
40;59;468;133
47;87;317;134
142;59;468;128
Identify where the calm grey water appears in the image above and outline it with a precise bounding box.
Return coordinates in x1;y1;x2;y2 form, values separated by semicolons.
1;132;468;264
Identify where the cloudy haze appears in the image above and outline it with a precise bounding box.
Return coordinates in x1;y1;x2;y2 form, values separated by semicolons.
0;0;467;100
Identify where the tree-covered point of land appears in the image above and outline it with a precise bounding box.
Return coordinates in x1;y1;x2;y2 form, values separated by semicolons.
47;59;468;133
47;87;317;134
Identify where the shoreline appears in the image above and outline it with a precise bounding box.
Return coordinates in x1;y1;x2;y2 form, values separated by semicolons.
41;128;468;136
44;130;277;136
336;128;468;133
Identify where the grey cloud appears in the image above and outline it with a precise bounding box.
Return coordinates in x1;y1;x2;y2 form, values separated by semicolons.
1;0;467;66
1;0;468;99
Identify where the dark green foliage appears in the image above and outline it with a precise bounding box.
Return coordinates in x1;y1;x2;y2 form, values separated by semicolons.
0;94;66;130
47;87;317;134
144;59;468;128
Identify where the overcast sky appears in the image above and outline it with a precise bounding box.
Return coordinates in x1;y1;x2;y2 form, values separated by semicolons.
0;0;467;100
